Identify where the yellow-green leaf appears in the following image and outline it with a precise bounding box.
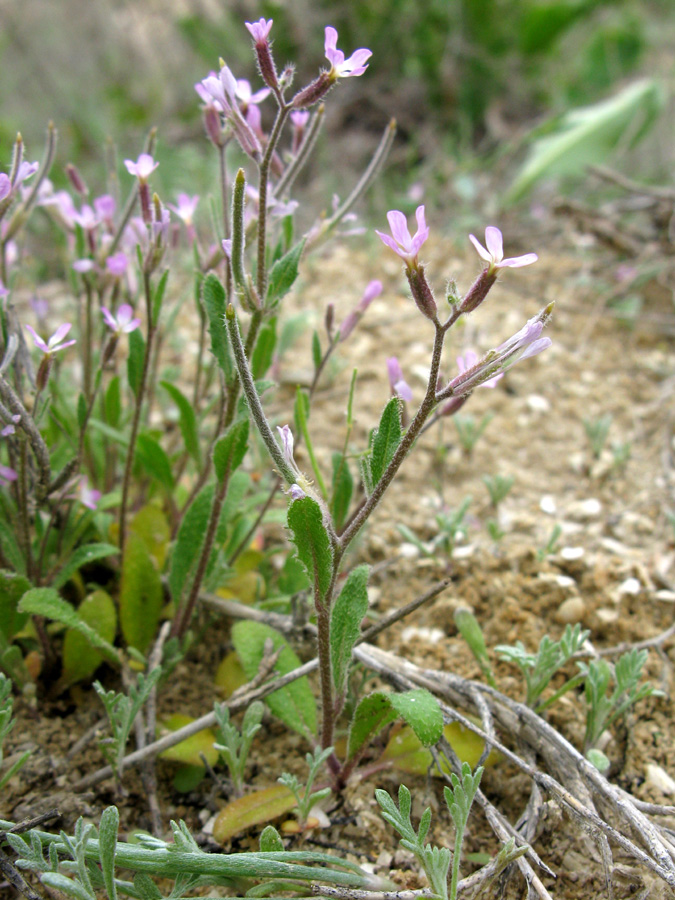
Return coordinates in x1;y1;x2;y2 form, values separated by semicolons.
213;784;296;843
214;651;248;697
381;722;499;775
59;590;117;689
158;714;219;767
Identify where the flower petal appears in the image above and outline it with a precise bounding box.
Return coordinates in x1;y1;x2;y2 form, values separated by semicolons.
484;226;503;262
468;234;491;263
499;252;538;268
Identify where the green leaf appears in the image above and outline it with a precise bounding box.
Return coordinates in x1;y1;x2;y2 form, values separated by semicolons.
369;398;402;488
347;689;442;763
60;590;117;689
133;874;163;900
104;376;122;427
507;79;665;202
203;273;232;379
135;433;175;492
127;328;146;400
77;392;87;430
99;806;119;900
311;331;321;371
52;543;119;591
119;532;163;654
152;269;169;326
259;825;284;853
168;484;214;606
266;239;305;308
0;570;31;640
330;452;353;532
251;319;277;380
161;381;201;465
330;565;369;698
213;419;249;482
287;497;332;603
232;621;317;736
0;518;25;575
18;588;119;664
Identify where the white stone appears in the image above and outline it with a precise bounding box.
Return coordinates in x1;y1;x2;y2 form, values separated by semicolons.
540;494;557;514
645;764;675;796
526;394;551;412
568;498;602;520
560;546;585;560
555;597;585;624
400;626;445;644
617;577;641;595
398;542;421;559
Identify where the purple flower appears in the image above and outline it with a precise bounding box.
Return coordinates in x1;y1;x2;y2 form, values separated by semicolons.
339;279;382;340
105;251;128;277
469;227;538;273
124;153;159;182
94;194;116;223
456;351;503;389
245;18;273;42
324;26;372;78
235;79;271;112
290;110;310;128
1;414;20;437
447;306;553;396
289;484;306;500
0;174;11;202
387;357;413;402
101;304;140;334
70;476;101;511
0;464;17;486
0;280;8;298
168;193;199;227
14;160;39;187
221;239;232;259
375;206;429;269
72;259;95;273
277;425;297;470
25;323;76;355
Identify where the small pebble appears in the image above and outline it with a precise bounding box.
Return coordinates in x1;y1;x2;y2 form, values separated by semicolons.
400;626;445;644
540;494;557;515
617;577;641;595
645;764;675;796
527;394;551;413
555;596;585;624
398;542;421;559
595;608;619;624
655;590;675;603
568;498;602;520
560;546;585;560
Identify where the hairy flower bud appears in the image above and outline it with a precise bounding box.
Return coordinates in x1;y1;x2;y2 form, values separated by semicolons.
292;72;333;109
406;265;437;321
459;267;498;314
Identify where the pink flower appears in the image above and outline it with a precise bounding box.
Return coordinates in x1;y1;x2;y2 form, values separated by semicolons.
340;279;383;340
375;206;429;268
168;193;199;227
245;18;273;42
25;323;76;355
456;351;503;389
72;259;95;273
72;204;99;231
0;174;11;202
1;414;20;437
235;79;270;109
387;357;413;402
289;484;306;500
0;280;8;298
0;464;17;486
324;26;371;78
124;153;159;181
71;476;101;511
468;227;538;273
94;194;116;223
101;304;140;334
105;252;128;277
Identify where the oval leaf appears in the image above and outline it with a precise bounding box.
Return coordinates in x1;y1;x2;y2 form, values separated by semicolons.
213;784;296;843
347;689;442;763
60;590;117;689
286;497;332;604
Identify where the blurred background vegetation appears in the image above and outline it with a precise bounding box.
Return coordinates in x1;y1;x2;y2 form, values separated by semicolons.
0;0;672;211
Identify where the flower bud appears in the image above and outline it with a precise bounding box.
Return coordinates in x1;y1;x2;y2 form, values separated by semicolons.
459;267;498;315
406;265;437;321
66;163;88;197
204;105;225;147
291;72;333;109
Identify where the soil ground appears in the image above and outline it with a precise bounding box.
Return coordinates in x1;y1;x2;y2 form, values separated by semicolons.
3;210;675;899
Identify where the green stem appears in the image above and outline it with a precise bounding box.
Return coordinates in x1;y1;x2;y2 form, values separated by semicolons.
449;819;464;900
118;272;155;550
256;104;291;300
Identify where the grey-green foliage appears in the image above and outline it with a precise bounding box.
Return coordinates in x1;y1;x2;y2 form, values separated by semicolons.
496;624;590;708
580;648;663;753
453;413;493;456
4;808;393;899
93;667;162;776
482;474;514;507
0;672;32;790
278;745;333;826
213;699;264;796
376;765;484;900
583;413;613;458
397;497;472;560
